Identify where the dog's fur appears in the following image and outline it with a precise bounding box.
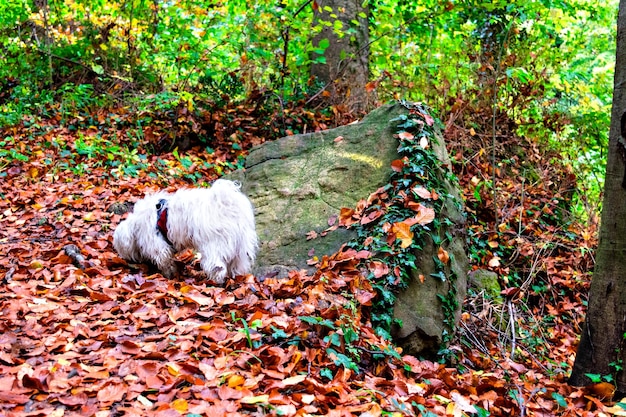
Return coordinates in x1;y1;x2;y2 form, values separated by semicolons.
113;179;257;284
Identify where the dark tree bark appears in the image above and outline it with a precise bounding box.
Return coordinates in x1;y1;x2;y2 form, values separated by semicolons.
570;0;626;392
310;0;370;113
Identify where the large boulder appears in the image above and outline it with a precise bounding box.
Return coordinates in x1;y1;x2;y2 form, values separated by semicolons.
230;102;468;356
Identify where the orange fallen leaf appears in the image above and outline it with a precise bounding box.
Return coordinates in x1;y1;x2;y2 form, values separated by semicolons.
412;185;432;199
391;222;413;248
228;374;245;388
586;382;615;401
370;261;389;278
405;203;435;226
488;256;501;267
437;247;449;264
391;159;405;172
96;382;126;404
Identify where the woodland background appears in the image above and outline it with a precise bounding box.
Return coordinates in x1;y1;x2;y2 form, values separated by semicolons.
0;0;622;416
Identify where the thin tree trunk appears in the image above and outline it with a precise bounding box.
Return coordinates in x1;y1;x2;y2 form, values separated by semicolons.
310;0;369;113
570;0;626;392
41;0;53;86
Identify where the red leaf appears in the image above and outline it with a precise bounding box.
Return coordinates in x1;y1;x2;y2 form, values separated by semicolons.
391;158;405;172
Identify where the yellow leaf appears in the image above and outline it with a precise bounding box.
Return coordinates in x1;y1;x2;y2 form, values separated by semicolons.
391;222;413;248
30;260;44;269
241;394;269;404
136;395;153;407
281;374;306;386
227;374;245;388
171;398;188;413
166;362;180;376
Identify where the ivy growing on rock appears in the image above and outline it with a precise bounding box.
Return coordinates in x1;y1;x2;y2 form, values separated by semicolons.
341;101;462;342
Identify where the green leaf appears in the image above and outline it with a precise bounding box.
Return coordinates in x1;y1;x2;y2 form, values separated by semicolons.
342;326;358;345
91;64;104;75
551;392;567;408
318;38;330;50
299;316;336;329
271;326;288;339
320;368;333;380
585;373;602;383
327;348;359;372
475;406;491;417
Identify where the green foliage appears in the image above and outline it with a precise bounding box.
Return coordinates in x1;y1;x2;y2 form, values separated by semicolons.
231;312;263;349
0;137;29;172
0;0;617;214
585;373;613;384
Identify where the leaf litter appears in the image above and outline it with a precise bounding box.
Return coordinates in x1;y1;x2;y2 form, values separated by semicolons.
0;104;615;416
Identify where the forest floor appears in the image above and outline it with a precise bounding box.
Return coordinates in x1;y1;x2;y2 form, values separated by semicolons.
0;100;618;416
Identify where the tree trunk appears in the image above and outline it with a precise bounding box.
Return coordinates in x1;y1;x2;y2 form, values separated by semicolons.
570;0;626;391
310;0;370;113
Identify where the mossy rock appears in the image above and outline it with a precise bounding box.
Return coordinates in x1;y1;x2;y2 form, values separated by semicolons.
230;102;469;357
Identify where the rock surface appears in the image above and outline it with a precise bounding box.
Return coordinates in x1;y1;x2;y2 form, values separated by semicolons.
230;102;468;356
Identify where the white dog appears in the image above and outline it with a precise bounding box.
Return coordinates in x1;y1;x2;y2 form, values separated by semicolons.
113;179;257;284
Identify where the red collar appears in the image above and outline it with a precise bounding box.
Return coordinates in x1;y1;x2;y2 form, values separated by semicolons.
156;199;173;246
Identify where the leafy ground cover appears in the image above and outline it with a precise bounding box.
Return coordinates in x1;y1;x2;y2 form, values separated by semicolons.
0;101;618;416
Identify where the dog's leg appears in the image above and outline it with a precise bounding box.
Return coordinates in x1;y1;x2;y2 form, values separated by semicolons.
199;248;228;284
228;252;252;278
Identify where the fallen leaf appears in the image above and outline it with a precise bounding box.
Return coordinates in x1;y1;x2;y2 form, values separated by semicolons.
391;159;405;172
412;185;432;199
391;222;413;248
171;398;188;413
488;256;501;267
437;247;449;264
241;394;269;404
398;131;414;140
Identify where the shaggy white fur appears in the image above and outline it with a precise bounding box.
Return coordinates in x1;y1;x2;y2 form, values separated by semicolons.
113;179;257;284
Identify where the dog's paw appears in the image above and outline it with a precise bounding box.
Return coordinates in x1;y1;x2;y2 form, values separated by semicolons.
206;265;227;285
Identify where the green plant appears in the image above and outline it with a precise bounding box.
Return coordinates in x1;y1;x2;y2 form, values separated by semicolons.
585;373;613;384
231;312;263;349
0;137;29;172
